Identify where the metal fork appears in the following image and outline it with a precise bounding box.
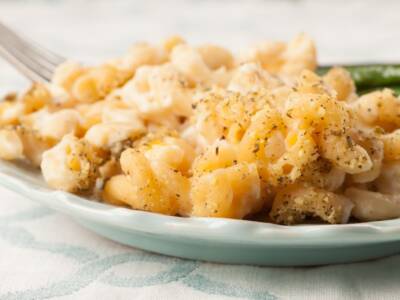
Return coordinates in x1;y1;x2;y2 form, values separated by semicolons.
0;21;65;83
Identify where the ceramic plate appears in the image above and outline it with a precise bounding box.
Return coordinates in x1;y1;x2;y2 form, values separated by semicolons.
0;160;400;266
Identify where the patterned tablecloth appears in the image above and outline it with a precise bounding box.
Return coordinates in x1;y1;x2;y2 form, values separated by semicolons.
1;1;400;299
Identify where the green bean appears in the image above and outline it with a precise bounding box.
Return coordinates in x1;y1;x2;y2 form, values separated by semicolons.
357;85;400;96
317;64;400;88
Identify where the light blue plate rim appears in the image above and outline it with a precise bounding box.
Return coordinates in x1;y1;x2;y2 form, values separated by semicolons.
0;160;400;247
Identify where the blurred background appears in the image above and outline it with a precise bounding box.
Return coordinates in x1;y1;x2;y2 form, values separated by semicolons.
1;0;399;94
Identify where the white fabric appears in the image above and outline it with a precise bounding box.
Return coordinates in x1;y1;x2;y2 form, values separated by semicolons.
1;1;400;299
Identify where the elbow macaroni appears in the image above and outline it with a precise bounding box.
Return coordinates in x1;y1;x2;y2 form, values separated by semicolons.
270;184;354;224
2;34;400;224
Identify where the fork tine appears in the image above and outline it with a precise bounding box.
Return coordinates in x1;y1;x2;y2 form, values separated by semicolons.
0;21;65;66
0;33;59;74
0;42;53;82
0;21;66;82
21;36;65;66
0;24;62;71
0;34;56;76
0;46;48;82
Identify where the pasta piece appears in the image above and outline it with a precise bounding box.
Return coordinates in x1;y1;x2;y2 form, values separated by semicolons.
320;130;371;174
227;63;282;94
0;84;52;126
101;100;141;123
98;157;121;180
191;162;262;218
45;84;73;107
0;101;25;127
192;140;237;175
351;89;400;131
119;64;192;127
269;129;318;184
150;160;191;216
170;44;211;85
109;42;167;74
78;98;139;129
323;67;357;102
239;106;318;185
102;175;136;207
0;128;24;160
350;129;384;183
84;122;145;151
280;33;317;76
211;66;232;88
52;61;85;91
238;33;316;76
300;158;346;192
119;148;179;215
374;161;400;194
21;108;82;141
41;134;104;192
0;126;54;166
76;100;107;131
197;44;234;70
238;40;285;74
270;185;354;224
162;35;186;54
142;135;195;174
193;89;272;145
54;43;167;104
116;133;194;215
144;136;194;214
292;69;335;97
285;76;373;174
20;83;53;113
380;129;400;161
345;188;400;221
71;65;123;103
20;128;55;166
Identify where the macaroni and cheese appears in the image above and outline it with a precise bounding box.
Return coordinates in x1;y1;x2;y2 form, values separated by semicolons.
1;34;400;225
